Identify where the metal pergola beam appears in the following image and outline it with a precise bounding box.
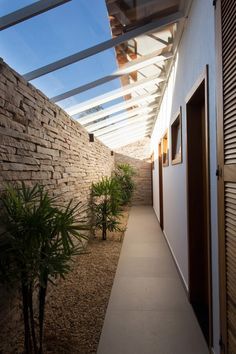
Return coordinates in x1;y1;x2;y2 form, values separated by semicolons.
79;91;159;125
51;47;172;103
0;0;71;31
87;102;159;132
101;129;148;143
67;74;163;116
103;133;147;148
100;122;152;141
94;114;155;137
23;11;183;80
103;132;148;148
98;119;153;137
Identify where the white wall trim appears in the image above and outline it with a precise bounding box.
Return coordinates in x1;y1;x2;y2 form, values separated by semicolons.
153;204;189;292
163;230;189;292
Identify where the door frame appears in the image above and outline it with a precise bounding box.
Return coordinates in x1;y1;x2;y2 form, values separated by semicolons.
158;142;164;229
185;66;213;349
215;1;227;352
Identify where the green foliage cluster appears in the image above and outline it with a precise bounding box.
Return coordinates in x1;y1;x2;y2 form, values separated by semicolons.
0;163;136;352
0;183;88;354
91;176;122;240
91;164;136;240
113;163;136;205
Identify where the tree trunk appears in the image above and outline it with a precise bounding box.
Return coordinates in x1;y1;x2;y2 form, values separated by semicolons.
102;223;107;240
21;280;32;354
29;283;38;354
38;278;48;354
102;204;107;240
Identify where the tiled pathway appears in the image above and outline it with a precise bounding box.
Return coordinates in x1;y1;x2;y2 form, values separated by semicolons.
98;206;209;354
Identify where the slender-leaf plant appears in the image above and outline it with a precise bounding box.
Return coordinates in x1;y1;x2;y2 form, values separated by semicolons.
91;177;122;240
0;183;88;354
113;163;136;205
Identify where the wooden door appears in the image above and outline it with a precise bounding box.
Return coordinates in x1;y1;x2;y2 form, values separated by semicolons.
216;0;236;353
186;74;212;347
158;142;164;229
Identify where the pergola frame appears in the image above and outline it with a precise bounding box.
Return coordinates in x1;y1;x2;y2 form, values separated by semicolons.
51;47;172;102
0;1;190;149
0;0;72;31
78;91;160;125
23;11;183;81
67;74;164;116
87;103;159;132
94;114;155;137
100;122;153;142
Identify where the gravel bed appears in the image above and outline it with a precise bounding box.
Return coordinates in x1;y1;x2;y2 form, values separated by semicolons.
0;209;129;354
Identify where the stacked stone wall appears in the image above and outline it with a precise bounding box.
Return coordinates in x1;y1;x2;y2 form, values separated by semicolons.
0;60;114;204
0;60;114;332
115;138;152;205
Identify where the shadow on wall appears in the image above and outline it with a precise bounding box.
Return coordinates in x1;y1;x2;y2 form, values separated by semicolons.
114;151;152;206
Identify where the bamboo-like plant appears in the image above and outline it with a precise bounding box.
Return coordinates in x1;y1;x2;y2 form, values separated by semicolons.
113;163;136;205
91;177;122;240
0;183;88;354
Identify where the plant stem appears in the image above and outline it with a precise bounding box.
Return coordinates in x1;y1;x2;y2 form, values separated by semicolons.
29;283;38;354
38;278;48;354
21;279;32;354
102;223;106;240
102;203;107;240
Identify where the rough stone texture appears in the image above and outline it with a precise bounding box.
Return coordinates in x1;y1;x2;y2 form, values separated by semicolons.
0;60;152;346
115;137;152;160
0;60;114;333
115;138;152;205
0;60;114;203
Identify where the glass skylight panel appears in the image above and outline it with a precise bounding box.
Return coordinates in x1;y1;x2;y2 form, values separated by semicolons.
0;0;111;74
0;0;38;16
58;77;123;111
30;48;119;98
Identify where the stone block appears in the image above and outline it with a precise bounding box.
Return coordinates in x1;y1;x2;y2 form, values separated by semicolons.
37;146;59;157
31;171;51;180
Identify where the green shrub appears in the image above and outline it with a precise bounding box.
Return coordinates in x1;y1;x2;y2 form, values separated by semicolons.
113;163;136;205
91;176;122;240
0;183;88;354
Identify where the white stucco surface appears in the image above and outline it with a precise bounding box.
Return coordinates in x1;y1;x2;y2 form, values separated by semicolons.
151;0;219;353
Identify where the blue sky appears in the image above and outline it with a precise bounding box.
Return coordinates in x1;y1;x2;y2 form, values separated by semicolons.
0;0;123;109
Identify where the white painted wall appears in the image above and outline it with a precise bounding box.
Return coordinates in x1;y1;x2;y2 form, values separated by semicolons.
151;0;220;353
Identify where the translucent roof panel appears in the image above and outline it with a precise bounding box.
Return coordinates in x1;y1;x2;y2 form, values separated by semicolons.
31;48;120;99
59;78;123;111
0;0;112;74
0;1;38;16
0;0;186;148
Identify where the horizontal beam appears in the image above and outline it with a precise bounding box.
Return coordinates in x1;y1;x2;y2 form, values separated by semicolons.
79;91;159;125
104;131;149;148
94;114;155;137
98;119;153;138
23;11;183;80
104;134;148;149
87;102;159;132
100;122;152;141
51;46;172;102
67;74;163;116
0;0;71;31
101;129;147;143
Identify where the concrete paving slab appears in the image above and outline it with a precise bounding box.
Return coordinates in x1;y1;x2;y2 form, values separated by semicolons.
97;206;209;354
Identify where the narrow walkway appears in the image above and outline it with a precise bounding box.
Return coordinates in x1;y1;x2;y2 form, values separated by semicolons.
98;206;209;354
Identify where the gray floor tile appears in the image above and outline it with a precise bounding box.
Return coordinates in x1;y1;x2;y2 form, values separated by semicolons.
97;206;209;354
98;310;208;354
116;257;177;278
108;277;189;311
